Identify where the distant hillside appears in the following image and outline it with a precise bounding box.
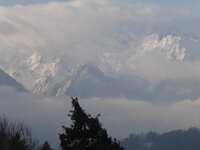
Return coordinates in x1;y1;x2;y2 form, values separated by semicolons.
121;128;200;150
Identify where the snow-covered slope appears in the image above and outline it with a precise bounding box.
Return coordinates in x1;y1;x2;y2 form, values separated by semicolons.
60;64;150;99
3;52;69;95
139;33;191;60
1;28;200;101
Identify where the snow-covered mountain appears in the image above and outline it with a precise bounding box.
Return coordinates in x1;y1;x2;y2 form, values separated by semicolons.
60;64;148;99
3;52;70;95
139;33;191;60
0;0;200;102
1;28;200;101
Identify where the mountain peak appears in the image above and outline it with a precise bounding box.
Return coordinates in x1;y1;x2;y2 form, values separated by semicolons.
139;33;191;61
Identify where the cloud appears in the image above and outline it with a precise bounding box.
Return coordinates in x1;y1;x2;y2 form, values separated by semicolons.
0;87;68;147
0;0;178;62
0;0;198;80
81;98;200;138
0;0;68;6
1;86;200;147
134;54;200;81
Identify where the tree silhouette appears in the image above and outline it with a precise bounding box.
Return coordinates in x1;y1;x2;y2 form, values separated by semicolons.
59;97;124;150
40;141;53;150
121;128;200;150
0;115;37;150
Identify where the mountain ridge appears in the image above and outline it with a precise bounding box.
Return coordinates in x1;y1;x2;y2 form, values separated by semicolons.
1;30;200;101
0;69;28;92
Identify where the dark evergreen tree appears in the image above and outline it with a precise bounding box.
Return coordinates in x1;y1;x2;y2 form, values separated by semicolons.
59;97;124;150
40;141;53;150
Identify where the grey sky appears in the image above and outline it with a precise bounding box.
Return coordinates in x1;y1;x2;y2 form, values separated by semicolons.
0;0;68;6
0;0;199;15
126;0;200;15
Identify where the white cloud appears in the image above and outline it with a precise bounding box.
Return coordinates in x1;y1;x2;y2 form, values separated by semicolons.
134;54;200;81
0;0;198;82
0;0;170;62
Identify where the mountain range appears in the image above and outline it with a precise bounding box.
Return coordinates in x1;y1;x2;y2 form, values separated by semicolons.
1;29;200;102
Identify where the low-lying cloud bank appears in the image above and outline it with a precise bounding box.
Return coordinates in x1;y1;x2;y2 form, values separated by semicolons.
1;87;200;146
